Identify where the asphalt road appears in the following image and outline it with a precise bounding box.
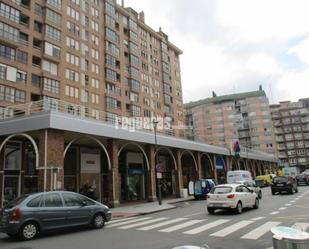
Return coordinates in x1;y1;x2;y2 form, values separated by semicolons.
1;186;309;249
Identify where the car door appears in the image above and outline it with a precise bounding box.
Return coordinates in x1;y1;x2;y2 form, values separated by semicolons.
235;186;246;205
39;193;66;230
62;193;92;227
242;186;255;206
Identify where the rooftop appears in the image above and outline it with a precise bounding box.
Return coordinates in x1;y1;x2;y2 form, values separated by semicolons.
184;90;266;109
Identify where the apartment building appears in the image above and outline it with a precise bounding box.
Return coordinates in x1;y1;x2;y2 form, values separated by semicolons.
185;86;276;155
270;99;309;172
0;0;184;134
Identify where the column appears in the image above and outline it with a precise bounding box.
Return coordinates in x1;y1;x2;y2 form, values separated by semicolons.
213;155;218;181
0;137;4;207
146;145;156;202
196;152;202;180
107;139;120;207
38;129;64;192
175;149;183;198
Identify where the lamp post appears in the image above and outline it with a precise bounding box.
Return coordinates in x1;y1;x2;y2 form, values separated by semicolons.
153;120;162;205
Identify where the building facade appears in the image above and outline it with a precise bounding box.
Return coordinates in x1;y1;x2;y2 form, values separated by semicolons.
270;99;309;172
185;87;276;155
0;0;184;134
0;0;277;208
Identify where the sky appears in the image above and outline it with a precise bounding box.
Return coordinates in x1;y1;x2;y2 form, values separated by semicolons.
123;0;309;104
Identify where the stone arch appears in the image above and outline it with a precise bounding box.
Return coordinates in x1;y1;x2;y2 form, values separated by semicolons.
200;153;214;170
154;147;177;170
180;150;198;171
117;142;150;170
200;153;214;179
64;135;111;171
0;133;39;168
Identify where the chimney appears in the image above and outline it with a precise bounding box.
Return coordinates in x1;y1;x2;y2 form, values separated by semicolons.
259;84;263;91
139;11;145;23
121;0;124;7
212;91;217;97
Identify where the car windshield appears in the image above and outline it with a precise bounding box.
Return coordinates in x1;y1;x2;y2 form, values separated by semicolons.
210;186;232;194
273;177;287;183
5;195;28;209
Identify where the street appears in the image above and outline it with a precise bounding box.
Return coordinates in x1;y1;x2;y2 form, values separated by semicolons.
1;186;309;249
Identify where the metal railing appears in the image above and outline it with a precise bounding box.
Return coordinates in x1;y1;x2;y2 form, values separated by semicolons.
0;99;177;136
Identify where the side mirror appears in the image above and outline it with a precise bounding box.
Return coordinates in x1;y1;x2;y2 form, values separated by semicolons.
81;200;87;206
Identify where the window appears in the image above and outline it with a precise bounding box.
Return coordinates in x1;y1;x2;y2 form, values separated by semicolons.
31;74;40;87
34;3;43;16
91;35;99;45
67;21;80;35
15;89;25;102
63;193;82;207
46;0;62;10
0;44;16;61
46;8;61;25
16;50;28;64
42;60;58;75
43;77;59;93
66;69;79;82
105;27;119;43
106;96;120;109
43;193;63;207
27;195;42;207
0;2;20;23
91;49;99;60
91;93;99;104
91;20;98;32
65;85;79;98
67;6;79;21
16;71;26;83
91;78;99;89
66;37;79;50
105;1;115;16
45;42;60;58
91;7;99;18
0;21;19;43
105;41;119;57
129;31;138;41
105;54;119;68
45;25;61;42
66;52;79;66
130;54;139;67
105;68;119;82
92;63;99;74
0;65;7;80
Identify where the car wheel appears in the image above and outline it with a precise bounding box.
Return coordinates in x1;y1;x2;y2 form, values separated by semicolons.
271;190;276;195
19;222;39;240
207;208;215;214
254;198;259;209
258;191;262;199
92;213;105;229
235;202;242;214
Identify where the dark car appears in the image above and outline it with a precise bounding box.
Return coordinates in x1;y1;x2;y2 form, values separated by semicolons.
193;179;216;199
0;191;112;240
271;176;298;195
296;171;309;186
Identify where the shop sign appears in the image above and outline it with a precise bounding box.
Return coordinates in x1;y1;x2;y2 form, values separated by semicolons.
81;153;100;173
128;168;145;175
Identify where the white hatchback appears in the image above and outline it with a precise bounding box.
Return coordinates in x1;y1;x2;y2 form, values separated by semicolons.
206;184;259;214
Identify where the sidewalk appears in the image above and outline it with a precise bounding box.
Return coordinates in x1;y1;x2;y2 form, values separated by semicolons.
111;196;195;219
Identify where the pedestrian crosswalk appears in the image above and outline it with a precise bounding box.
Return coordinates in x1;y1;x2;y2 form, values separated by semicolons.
107;216;309;240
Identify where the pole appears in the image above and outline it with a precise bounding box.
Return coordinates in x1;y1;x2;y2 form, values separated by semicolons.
153;120;162;205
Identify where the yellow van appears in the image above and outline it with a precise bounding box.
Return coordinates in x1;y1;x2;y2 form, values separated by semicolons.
255;174;276;187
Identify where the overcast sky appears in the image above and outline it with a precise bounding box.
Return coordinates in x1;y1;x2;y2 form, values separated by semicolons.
124;0;309;104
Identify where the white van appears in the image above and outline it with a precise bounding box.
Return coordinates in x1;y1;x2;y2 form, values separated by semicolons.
226;170;252;184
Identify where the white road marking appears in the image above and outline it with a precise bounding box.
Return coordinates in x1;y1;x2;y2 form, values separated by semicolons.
159;220;204;233
183;219;229;235
279;207;286;210
137;218;188;231
290;201;296;203
210;220;254;237
241;222;281;240
118;217;169;229
292;223;309;232
285;204;292;206
109;217;138;224
270;211;280;215
251;217;266;221
184;212;206;218
107;217;152;228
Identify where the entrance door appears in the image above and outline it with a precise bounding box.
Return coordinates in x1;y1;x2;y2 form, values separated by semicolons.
3;175;20;206
128;173;145;201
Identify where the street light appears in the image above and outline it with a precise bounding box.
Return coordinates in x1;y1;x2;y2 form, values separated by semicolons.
153;119;162;205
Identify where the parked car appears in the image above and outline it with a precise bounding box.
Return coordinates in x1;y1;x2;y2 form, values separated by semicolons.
234;180;262;199
226;170;252;184
193;179;216;199
271;176;298;195
0;191;112;240
296;171;309;186
206;184;259;214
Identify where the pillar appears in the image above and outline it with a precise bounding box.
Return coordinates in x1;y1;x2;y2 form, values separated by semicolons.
146;145;156;202
213;155;218;181
38;129;64;192
0;137;4;207
107;139;120;207
175;149;183;197
196;152;202;180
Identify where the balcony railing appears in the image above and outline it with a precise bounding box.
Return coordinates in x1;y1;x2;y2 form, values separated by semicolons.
0;99;177;136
